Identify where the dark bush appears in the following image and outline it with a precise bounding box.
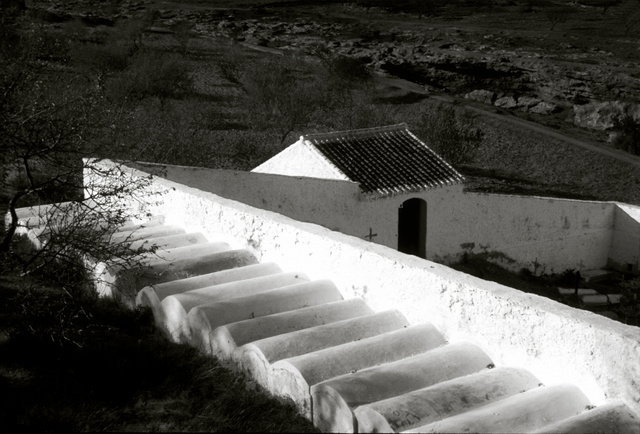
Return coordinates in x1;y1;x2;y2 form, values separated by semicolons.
612;114;640;156
544;6;573;30
618;277;640;325
107;51;193;101
554;268;580;288
71;41;131;74
312;46;371;84
414;103;483;167
354;0;442;15
21;25;71;63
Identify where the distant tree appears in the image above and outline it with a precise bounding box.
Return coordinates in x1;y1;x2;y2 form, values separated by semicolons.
520;0;538;13
391;0;443;16
356;0;379;13
465;0;498;13
0;15;155;294
611;114;640;156
309;43;372;103
239;55;328;145
215;43;247;86
105;51;193;103
598;0;622;14
0;0;25;23
356;0;443;16
545;6;573;30
619;0;640;35
414;103;483;167
574;0;622;13
171;20;195;52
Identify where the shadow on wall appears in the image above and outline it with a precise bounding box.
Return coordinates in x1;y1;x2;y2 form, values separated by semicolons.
124;161;640;277
85;159;640;417
609;203;640;274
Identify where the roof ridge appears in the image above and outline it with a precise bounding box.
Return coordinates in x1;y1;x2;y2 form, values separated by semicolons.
302;123;409;142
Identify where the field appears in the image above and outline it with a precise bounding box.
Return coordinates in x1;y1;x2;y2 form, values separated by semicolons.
5;0;639;203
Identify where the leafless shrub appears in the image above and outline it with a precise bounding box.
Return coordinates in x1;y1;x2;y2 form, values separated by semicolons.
215;43;247;86
619;0;640;35
105;51;193;102
611;114;640;155
0;32;157;296
238;55;332;145
70;41;131;76
545;6;573;30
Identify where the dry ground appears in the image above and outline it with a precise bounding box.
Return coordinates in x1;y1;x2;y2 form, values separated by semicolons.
19;0;640;203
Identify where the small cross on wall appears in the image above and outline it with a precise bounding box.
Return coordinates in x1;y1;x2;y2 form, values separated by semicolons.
364;227;377;242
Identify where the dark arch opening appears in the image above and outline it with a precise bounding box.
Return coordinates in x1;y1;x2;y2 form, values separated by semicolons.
398;198;427;259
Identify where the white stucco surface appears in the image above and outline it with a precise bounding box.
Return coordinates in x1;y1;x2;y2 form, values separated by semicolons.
609;203;640;273
251;139;348;180
129;162;634;275
435;193;616;274
129;161;361;234
85;159;640;416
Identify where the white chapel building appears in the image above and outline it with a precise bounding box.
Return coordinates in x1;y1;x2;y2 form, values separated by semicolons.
252;123;465;258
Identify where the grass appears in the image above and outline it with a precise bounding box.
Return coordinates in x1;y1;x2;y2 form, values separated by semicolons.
0;265;318;433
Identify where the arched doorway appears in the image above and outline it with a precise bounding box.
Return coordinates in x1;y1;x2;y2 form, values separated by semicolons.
398;198;427;258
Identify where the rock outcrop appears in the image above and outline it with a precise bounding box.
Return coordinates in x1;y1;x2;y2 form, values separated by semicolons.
34;0;640;136
573;101;640;130
464;89;496;104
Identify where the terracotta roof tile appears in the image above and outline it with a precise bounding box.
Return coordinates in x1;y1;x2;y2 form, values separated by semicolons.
303;124;464;195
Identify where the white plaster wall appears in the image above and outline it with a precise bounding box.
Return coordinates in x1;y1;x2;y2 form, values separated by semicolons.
355;185;465;252
429;193;617;274
609;203;640;273
127;162;622;274
128;161;362;234
86;160;640;416
251;139;347;180
128;161;465;250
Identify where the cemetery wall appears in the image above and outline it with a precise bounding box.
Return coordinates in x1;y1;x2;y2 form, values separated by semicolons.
85;160;640;415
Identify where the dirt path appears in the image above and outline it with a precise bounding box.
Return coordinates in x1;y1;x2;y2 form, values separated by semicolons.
374;73;640;169
233;35;640;169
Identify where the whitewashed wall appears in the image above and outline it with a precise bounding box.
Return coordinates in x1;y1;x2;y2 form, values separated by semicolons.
85;159;640;416
129;162;362;234
609;203;640;273
128;161;465;250
129;162;631;274
432;193;617;274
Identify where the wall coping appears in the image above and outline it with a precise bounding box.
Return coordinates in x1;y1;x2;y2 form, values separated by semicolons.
86;159;640;415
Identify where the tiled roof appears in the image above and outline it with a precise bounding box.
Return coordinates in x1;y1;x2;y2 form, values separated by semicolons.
302;124;464;195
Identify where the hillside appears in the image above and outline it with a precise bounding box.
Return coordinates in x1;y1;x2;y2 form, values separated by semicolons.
3;0;640;204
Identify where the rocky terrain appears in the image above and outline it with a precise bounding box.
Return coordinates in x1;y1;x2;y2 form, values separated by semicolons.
211;5;640;134
13;0;640;205
35;0;640;135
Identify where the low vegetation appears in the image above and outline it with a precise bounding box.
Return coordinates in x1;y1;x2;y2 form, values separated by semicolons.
612;114;640;156
415;103;484;167
0;269;318;432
